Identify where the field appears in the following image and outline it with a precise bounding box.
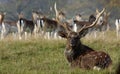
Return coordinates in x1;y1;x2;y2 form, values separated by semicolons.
0;31;120;74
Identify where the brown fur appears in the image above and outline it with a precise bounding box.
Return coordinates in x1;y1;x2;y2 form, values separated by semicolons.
58;8;112;70
0;12;17;27
59;31;112;70
41;17;58;29
18;18;34;33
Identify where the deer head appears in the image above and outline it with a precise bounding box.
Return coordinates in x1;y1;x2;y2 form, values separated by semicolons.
89;14;96;23
32;10;44;19
17;12;24;19
74;13;82;21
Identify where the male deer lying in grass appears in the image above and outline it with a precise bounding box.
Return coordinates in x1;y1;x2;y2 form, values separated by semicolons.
58;8;112;70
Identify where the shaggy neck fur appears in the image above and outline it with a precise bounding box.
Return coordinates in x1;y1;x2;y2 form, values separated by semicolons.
65;40;94;63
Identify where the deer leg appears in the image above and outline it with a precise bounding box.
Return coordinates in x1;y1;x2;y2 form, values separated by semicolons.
116;29;119;38
54;31;57;39
33;24;37;38
17;21;22;40
1;22;6;39
93;31;97;38
24;32;27;40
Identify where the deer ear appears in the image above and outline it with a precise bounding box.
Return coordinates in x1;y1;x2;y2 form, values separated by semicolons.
58;31;67;38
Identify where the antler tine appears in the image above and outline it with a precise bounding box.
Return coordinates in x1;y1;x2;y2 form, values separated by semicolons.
54;2;72;33
63;22;73;32
77;25;86;33
54;2;59;20
57;20;72;33
78;8;105;33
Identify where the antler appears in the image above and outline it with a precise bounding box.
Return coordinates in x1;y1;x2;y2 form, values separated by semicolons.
62;22;73;32
54;2;59;20
57;20;72;33
78;8;105;33
54;2;72;33
96;8;100;14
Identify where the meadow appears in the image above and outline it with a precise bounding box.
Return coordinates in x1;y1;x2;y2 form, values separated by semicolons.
0;31;120;74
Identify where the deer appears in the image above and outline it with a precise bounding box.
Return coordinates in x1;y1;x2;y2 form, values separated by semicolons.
74;10;110;38
73;12;97;33
95;9;110;32
0;12;18;39
32;10;44;34
30;3;67;39
93;10;110;38
58;8;112;70
17;12;35;39
32;11;64;39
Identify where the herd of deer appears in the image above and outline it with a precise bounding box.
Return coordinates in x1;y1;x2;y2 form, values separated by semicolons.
1;3;120;72
0;3;113;40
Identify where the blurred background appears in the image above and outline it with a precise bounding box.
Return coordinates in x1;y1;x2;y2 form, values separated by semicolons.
0;0;119;26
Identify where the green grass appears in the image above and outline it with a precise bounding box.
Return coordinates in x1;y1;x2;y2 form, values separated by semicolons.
0;31;120;74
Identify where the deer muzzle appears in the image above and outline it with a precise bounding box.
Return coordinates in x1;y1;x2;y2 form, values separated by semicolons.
70;39;76;47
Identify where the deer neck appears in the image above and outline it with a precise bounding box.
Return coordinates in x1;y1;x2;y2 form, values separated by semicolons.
65;40;83;62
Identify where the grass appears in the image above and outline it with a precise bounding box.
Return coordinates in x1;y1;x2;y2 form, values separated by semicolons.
0;31;120;74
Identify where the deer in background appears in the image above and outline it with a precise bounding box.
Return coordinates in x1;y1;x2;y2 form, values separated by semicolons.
75;10;110;38
88;10;110;38
95;9;110;32
32;10;63;39
32;10;44;35
40;17;60;39
58;8;112;70
73;14;96;35
0;12;18;39
72;14;83;32
17;12;35;40
32;10;59;39
73;10;98;33
31;3;67;39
